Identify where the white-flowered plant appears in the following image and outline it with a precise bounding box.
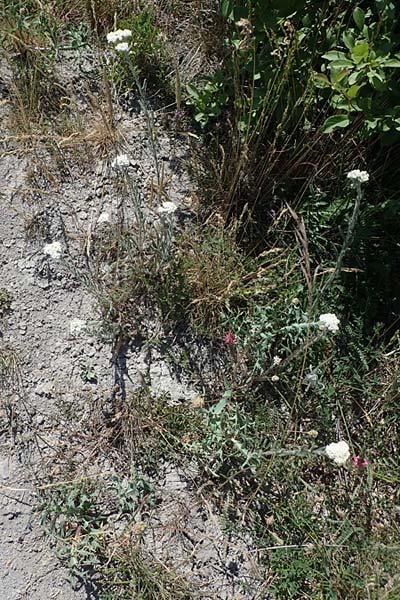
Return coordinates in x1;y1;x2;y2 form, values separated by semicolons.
43;241;62;260
97;212;110;224
347;169;369;185
272;355;282;366
319;313;340;333
106;29;132;44
69;318;87;336
115;42;130;53
158;201;177;215
325;440;350;466
111;154;130;169
271;374;280;382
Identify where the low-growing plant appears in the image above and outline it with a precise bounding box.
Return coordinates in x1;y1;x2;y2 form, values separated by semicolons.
111;388;204;474
38;474;192;599
88;209;186;340
0;288;13;320
0;344;20;392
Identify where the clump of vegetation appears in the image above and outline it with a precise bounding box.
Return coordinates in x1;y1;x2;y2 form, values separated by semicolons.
39;477;192;599
0;288;12;320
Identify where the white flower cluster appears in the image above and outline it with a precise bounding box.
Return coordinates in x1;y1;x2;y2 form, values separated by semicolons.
111;154;130;169
106;29;132;44
319;313;340;333
43;241;62;260
325;440;350;466
272;355;282;366
158;201;177;215
115;42;130;53
97;212;110;224
347;169;369;185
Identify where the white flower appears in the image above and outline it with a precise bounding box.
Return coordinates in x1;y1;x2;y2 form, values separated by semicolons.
325;441;350;466
106;29;132;44
272;355;282;366
114;42;130;53
157;201;177;215
319;313;340;333
97;212;110;224
69;318;87;336
111;154;130;169
347;169;369;185
271;375;280;382
43;241;62;260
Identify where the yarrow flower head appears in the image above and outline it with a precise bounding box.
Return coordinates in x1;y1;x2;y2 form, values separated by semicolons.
111;154;130;169
114;42;130;53
325;440;351;466
224;331;237;346
43;241;62;260
352;455;369;468
347;169;369;185
97;212;110;224
106;29;132;44
157;201;177;215
319;313;340;333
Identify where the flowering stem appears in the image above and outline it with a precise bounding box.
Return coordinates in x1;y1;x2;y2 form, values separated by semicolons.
335;184;362;279
262;447;325;458
321;183;363;294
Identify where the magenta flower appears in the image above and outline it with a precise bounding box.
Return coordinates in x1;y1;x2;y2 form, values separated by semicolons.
224;332;237;346
352;455;369;468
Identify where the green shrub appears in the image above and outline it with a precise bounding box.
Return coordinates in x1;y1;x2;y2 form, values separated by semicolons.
317;3;400;141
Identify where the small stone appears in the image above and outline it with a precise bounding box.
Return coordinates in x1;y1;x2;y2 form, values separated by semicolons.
69;318;87;336
0;458;10;480
35;382;53;397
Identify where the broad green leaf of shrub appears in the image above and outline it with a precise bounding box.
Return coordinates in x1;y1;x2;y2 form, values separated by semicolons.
351;41;369;63
322;114;351;133
353;7;365;30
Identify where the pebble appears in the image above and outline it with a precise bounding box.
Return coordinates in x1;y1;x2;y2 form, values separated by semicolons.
34;382;53;397
0;458;10;480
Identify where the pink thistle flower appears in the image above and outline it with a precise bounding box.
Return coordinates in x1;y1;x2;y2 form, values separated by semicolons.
224;331;237;346
352;455;369;468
